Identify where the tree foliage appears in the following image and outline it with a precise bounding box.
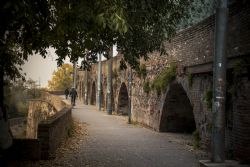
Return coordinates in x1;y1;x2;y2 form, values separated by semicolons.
48;63;73;91
4;79;42;118
1;0;195;80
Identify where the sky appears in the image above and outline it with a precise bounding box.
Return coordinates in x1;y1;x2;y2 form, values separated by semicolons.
22;46;118;88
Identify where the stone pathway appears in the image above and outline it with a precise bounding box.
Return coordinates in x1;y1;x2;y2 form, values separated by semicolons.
7;100;205;167
70;102;200;167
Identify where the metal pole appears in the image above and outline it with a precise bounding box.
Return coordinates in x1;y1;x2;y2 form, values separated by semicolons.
98;54;102;111
84;69;88;105
128;67;132;124
212;0;228;163
107;46;113;115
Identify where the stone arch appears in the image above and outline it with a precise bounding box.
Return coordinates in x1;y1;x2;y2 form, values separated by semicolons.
117;82;129;115
90;81;96;105
159;81;196;133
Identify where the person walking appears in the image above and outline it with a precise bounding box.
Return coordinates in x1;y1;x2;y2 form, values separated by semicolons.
64;88;69;99
70;87;77;106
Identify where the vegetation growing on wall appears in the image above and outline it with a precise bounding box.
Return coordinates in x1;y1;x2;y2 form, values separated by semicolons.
206;123;212;133
113;69;118;79
143;80;150;94
202;89;213;111
188;73;193;87
192;129;201;149
151;63;176;96
228;59;249;96
136;64;147;79
4;79;44;118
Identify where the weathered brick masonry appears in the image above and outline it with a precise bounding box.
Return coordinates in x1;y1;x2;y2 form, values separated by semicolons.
77;2;250;161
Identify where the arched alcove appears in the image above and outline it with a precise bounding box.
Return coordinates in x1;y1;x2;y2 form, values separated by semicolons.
90;82;96;105
159;82;196;133
117;83;129;115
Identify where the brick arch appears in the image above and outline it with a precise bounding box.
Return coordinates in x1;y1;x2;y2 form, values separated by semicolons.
159;80;196;133
117;82;129;115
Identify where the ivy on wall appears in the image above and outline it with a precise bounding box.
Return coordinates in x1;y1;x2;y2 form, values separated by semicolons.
151;63;177;96
202;89;213;111
143;80;150;94
136;64;147;80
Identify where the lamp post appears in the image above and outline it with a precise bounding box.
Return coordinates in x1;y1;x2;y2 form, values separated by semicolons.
107;46;113;115
73;61;77;89
128;67;132;124
212;0;228;163
84;68;88;105
98;53;102;111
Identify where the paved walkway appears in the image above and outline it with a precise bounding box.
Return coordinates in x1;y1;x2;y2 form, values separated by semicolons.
71;102;199;167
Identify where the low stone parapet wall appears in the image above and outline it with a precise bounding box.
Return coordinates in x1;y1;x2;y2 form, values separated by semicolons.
26;92;70;139
38;107;72;159
6;139;41;160
41;92;69;111
9;117;26;127
26;100;57;139
9;117;27;138
6;107;72;160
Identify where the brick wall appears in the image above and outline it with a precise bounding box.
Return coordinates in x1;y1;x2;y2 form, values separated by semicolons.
26;93;70;138
26;100;57;138
5;108;72;160
232;78;250;161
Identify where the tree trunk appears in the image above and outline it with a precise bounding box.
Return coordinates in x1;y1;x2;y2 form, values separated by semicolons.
0;70;13;150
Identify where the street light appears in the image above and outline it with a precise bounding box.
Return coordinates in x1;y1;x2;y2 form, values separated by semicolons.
72;62;76;88
128;67;132;124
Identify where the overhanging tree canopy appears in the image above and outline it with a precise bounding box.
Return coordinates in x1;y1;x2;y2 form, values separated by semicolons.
1;0;194;79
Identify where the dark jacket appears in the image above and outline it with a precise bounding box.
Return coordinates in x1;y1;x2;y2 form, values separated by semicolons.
70;88;77;97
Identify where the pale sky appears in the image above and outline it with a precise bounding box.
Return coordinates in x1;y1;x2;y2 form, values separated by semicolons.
22;46;118;88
